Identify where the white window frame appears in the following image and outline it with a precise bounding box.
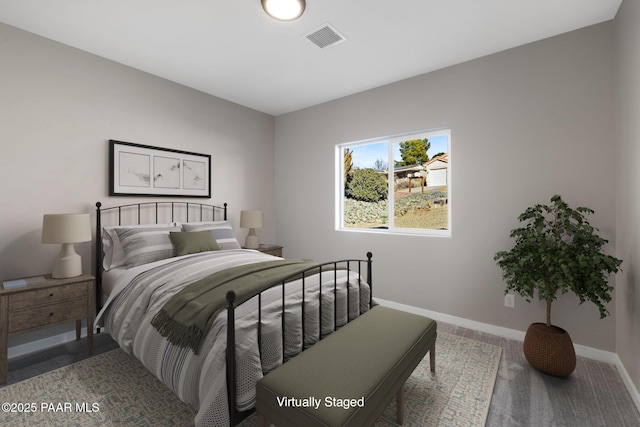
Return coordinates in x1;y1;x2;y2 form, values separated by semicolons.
336;128;451;237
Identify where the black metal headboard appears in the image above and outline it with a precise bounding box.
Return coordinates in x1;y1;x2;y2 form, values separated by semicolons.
95;201;228;314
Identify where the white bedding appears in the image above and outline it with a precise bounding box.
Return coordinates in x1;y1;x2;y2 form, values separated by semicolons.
99;251;235;305
100;267;125;302
96;249;370;426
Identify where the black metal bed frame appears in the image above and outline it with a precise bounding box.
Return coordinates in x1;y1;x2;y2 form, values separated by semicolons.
94;201;372;426
95;200;227;313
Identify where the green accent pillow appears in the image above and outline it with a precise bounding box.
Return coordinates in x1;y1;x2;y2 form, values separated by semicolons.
170;231;220;256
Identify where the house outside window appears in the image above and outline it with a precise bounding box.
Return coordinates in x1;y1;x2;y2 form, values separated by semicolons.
336;129;450;236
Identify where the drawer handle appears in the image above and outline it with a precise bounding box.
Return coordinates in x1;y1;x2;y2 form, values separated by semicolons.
49;313;54;316
49;293;54;297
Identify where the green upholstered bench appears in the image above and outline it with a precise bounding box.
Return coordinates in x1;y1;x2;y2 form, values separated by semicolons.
255;306;437;427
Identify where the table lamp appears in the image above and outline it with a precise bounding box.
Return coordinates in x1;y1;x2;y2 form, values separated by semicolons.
240;210;263;249
42;213;92;278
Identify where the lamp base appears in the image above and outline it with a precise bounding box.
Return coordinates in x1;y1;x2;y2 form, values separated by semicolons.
245;229;259;249
52;243;83;279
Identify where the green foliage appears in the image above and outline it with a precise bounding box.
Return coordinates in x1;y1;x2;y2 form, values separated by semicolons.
394;193;432;216
397;139;430;166
346;168;388;202
343;198;387;226
428;188;447;199
494;195;622;326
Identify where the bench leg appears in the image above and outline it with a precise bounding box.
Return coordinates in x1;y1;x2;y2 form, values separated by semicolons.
430;341;436;372
396;385;404;425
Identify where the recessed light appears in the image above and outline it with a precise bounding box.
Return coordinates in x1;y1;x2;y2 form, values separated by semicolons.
262;0;306;21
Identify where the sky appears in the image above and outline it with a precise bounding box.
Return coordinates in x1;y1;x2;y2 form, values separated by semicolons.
350;134;449;169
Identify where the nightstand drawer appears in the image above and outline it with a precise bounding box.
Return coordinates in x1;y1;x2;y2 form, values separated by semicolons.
8;298;88;334
8;282;88;310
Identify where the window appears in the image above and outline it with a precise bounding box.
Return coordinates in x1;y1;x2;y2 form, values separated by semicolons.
336;129;450;236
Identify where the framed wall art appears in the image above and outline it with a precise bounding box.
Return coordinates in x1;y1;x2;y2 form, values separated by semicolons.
109;140;211;198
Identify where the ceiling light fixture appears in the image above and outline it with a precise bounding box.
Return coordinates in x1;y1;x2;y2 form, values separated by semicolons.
262;0;306;21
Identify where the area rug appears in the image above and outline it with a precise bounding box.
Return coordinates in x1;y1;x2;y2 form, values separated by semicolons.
0;332;501;426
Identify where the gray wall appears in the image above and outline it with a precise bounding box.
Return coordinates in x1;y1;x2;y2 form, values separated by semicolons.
615;0;640;398
275;22;617;351
0;22;276;349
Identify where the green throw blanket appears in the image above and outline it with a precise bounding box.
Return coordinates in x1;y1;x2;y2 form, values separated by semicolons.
151;259;320;354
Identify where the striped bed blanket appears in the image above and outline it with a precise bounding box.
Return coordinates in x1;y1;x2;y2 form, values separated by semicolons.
96;249;370;426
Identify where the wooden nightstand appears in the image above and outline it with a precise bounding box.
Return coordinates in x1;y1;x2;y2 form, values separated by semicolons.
255;244;283;257
0;273;94;384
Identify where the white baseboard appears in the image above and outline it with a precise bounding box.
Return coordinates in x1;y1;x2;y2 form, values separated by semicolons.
376;298;618;363
8;327;89;359
376;298;640;415
614;353;640;415
377;298;527;341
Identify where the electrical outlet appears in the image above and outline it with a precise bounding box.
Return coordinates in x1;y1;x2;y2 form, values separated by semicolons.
504;293;515;308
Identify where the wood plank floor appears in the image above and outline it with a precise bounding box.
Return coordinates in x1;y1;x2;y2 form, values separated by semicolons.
3;325;640;426
438;322;640;427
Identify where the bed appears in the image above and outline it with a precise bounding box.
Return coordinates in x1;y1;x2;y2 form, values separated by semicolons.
93;201;373;426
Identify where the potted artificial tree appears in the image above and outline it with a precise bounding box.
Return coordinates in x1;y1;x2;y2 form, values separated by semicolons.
494;195;622;376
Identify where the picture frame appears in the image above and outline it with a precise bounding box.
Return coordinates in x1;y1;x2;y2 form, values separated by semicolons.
109;140;211;198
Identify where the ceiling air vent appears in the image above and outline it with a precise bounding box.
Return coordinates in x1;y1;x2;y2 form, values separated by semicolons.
305;23;346;49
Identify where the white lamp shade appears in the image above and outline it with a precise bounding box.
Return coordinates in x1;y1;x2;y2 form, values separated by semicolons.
42;213;91;244
240;210;264;229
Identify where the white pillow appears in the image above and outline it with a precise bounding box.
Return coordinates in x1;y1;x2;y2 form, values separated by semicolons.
181;221;242;250
102;223;176;271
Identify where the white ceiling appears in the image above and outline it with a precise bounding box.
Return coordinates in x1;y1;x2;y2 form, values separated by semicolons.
0;0;622;116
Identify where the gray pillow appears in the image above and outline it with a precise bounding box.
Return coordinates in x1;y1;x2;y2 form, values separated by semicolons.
115;226;180;267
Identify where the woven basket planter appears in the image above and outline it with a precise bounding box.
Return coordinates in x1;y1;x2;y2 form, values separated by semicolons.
523;323;576;377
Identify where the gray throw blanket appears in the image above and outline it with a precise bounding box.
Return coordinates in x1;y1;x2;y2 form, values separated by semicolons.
151;259;319;354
